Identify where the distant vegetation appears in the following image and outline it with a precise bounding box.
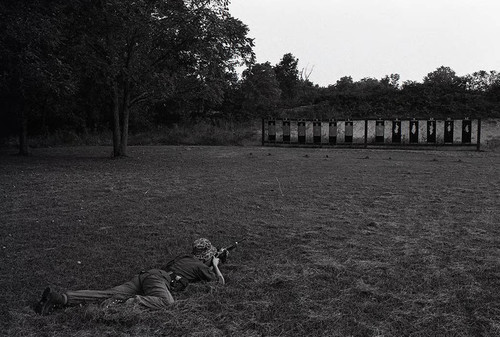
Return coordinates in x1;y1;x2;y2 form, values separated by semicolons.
1;1;499;155
243;56;500;121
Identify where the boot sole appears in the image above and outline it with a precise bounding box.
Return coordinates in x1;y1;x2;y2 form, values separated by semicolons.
34;287;51;315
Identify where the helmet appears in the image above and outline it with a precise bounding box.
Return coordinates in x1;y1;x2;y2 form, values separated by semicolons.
192;238;217;262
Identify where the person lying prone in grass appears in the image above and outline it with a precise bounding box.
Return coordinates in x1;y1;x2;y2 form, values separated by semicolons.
34;238;224;315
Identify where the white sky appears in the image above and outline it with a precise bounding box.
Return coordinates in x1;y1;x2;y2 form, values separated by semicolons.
229;0;500;87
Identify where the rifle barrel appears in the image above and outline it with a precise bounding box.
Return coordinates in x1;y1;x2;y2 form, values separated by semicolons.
224;239;246;251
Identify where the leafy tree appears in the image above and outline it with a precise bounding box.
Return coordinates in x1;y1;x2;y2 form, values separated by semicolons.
423;66;463;91
0;0;74;154
487;81;500;104
69;0;180;157
335;76;355;92
279;66;500;119
464;70;500;92
296;79;320;107
274;53;300;106
158;9;254;121
380;74;400;90
355;77;381;91
240;62;281;117
421;66;464;116
69;0;253;156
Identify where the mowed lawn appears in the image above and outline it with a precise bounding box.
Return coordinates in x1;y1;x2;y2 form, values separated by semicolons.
1;145;499;337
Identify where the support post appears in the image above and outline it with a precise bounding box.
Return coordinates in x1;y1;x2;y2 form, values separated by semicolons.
477;118;481;151
364;119;368;148
261;118;265;146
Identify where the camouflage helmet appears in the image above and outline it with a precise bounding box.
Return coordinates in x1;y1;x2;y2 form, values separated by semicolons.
192;238;217;262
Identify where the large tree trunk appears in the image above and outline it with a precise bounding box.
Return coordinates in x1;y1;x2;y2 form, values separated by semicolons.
112;82;122;157
119;82;131;157
18;108;29;156
120;107;129;156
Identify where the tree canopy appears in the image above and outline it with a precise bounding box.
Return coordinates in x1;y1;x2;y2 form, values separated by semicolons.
0;0;254;155
1;3;499;154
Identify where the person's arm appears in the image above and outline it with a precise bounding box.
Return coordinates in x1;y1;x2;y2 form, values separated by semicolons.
211;257;225;285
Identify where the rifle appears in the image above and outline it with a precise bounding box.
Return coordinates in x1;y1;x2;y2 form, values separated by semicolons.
216;238;246;264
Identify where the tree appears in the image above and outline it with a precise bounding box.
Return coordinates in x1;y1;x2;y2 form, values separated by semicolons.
380;74;400;90
240;62;281;117
423;66;463;91
274;53;300;106
422;67;464;114
70;0;253;157
464;70;500;92
0;0;74;154
155;7;254;121
70;0;178;157
1;0;254;153
334;76;354;92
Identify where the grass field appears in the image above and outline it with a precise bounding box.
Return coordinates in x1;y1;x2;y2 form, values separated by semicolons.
1;145;499;336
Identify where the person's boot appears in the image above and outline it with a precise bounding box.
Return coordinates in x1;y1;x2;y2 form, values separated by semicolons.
34;287;66;315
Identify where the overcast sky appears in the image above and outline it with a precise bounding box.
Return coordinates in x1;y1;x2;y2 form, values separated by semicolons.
229;0;500;87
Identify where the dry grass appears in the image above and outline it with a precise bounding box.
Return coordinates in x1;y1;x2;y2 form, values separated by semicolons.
23;121;259;149
1;145;500;336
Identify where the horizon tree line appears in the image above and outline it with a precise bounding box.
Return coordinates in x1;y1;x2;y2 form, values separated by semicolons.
1;1;499;156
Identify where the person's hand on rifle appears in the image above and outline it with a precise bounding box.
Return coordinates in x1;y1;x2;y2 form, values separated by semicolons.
211;256;225;285
217;248;229;262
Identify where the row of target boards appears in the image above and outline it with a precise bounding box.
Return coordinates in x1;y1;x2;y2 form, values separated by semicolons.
262;118;481;148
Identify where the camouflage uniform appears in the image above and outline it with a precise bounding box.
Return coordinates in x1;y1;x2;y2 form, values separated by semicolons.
35;238;219;315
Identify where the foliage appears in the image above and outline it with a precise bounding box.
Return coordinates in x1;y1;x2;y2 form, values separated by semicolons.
273;52;300;106
2;6;500;154
239;62;281;117
0;0;254;155
282;65;500;120
0;0;75;154
67;0;254;156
